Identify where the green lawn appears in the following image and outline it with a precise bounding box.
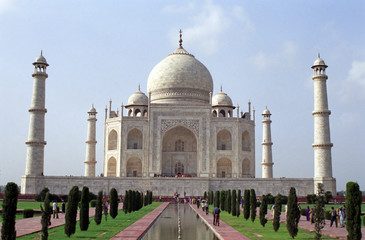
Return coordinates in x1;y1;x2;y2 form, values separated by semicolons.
0;200;44;210
18;202;162;239
208;207;337;240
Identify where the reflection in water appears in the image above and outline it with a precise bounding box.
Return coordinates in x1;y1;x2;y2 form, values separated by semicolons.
141;204;219;240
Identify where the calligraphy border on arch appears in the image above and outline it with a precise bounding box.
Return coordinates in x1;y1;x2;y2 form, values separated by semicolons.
161;119;199;135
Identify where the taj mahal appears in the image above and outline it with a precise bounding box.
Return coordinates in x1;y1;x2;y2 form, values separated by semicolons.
21;32;336;196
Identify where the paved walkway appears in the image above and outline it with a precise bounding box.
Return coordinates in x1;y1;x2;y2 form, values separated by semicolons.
191;204;250;240
0;204;123;238
266;209;365;240
111;202;169;240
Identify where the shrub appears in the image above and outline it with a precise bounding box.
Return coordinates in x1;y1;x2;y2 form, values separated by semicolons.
325;210;331;220
23;209;34;218
273;194;282;232
110;188;118;219
226;190;231;214
363;215;365;226
231;190;237;216
259;195;268;227
214;191;220;208
80;186;90;231
220;190;225;211
243;189;250;220
301;208;306;216
324;191;332;204
345;182;362;240
41;192;51;240
236;190;241;218
90;200;97;207
148;191;153;204
286;187;300;239
94;191;103;225
123;190;129;213
1;182;19;240
208;191;213;205
266;193;275;204
144;191;149;206
306;194;318;204
203;191;207;200
250;189;257;222
65;186;80;237
314;183;326;240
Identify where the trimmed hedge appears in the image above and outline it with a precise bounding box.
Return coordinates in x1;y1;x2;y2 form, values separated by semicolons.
325;210;331;220
23;209;34;218
90;200;97;207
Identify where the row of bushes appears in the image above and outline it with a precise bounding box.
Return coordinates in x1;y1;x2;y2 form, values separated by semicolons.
306;191;332;204
122;190;152;214
35;187;97;203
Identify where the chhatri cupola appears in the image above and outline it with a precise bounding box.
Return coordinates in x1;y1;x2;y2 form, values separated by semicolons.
212;86;235;118
147;30;213;105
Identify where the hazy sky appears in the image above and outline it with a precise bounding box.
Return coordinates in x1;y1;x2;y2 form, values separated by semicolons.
0;0;364;192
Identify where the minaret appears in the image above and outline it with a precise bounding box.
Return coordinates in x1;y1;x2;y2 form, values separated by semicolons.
84;105;97;177
261;107;273;178
312;55;336;193
25;52;49;176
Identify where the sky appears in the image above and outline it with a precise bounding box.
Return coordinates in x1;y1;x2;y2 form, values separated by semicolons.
0;0;364;192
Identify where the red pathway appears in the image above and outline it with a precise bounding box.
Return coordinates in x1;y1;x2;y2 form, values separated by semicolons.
111;202;169;240
191;204;250;240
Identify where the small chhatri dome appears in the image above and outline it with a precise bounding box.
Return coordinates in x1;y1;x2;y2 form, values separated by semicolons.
212;87;233;107
33;50;49;66
312;53;327;68
127;86;148;106
147;30;213;104
262;107;271;115
88;104;97;113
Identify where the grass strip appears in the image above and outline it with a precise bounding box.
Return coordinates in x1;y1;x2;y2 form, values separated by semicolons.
18;202;162;239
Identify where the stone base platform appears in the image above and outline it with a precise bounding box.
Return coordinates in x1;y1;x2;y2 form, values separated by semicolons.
21;175;336;196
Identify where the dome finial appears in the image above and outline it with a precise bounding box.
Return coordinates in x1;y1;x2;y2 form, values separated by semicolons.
179;29;183;48
138;84;140;91
220;85;222;92
318;52;320;58
41;50;43;56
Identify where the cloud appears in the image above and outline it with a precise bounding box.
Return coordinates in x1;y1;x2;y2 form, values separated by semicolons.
165;1;254;55
339;61;365;103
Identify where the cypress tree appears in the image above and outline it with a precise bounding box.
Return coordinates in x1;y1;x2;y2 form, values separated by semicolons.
128;190;133;213
259;195;268;227
110;188;118;219
346;182;362;240
148;190;153;204
136;191;141;210
41;192;51;240
1;182;19;240
250;189;257;222
94;191;103;225
65;186;80;237
208;191;213;205
220;190;225;211
227;190;231;214
236;190;241;218
80;186;90;231
314;183;325;240
203;191;207;200
232;190;237;216
123;190;128;213
243;189;250;220
144;191;149;206
287;187;300;238
273;194;282;232
214;191;220;207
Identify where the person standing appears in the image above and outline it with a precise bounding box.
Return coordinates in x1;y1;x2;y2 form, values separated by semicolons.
213;206;221;226
305;206;310;221
103;200;109;221
330;207;338;227
338;207;345;227
61;201;66;213
52;201;59;219
205;201;209;215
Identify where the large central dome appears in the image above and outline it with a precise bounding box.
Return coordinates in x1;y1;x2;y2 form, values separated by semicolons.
147;44;213;104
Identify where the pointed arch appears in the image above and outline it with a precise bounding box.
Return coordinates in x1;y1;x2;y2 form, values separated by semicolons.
217;158;232;178
219;110;225;117
108;130;118;150
107;157;117;177
143;110;148;117
127;128;143;149
242;131;251;151
217;129;232;150
135;109;141;117
127;157;142;177
242;158;250;177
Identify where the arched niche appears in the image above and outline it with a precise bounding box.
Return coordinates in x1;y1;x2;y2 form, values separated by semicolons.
108;130;118;150
127;128;143;149
217;129;232;150
242;158;250;177
161;126;197;177
216;158;232;178
107;157;117;177
242;131;251;151
126;157;142;177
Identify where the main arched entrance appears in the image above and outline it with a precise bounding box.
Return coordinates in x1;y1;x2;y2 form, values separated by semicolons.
162;126;197;177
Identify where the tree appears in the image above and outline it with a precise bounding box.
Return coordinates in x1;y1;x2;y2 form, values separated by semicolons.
144;191;149;206
94;191;103;225
41;192;51;240
227;190;232;214
128;190;133;213
259;195;268;227
232;190;237;216
123;190;128;213
273;194;282;232
220;190;225;211
65;186;80;237
1;182;19;240
110;188;118;219
346;182;362;240
250;189;257;222
314;183;325;240
80;186;90;231
214;191;220;207
208;191;213;205
286;187;300;239
203;191;207;200
136;191;141;210
236;190;241;218
243;189;250;220
148;190;153;204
